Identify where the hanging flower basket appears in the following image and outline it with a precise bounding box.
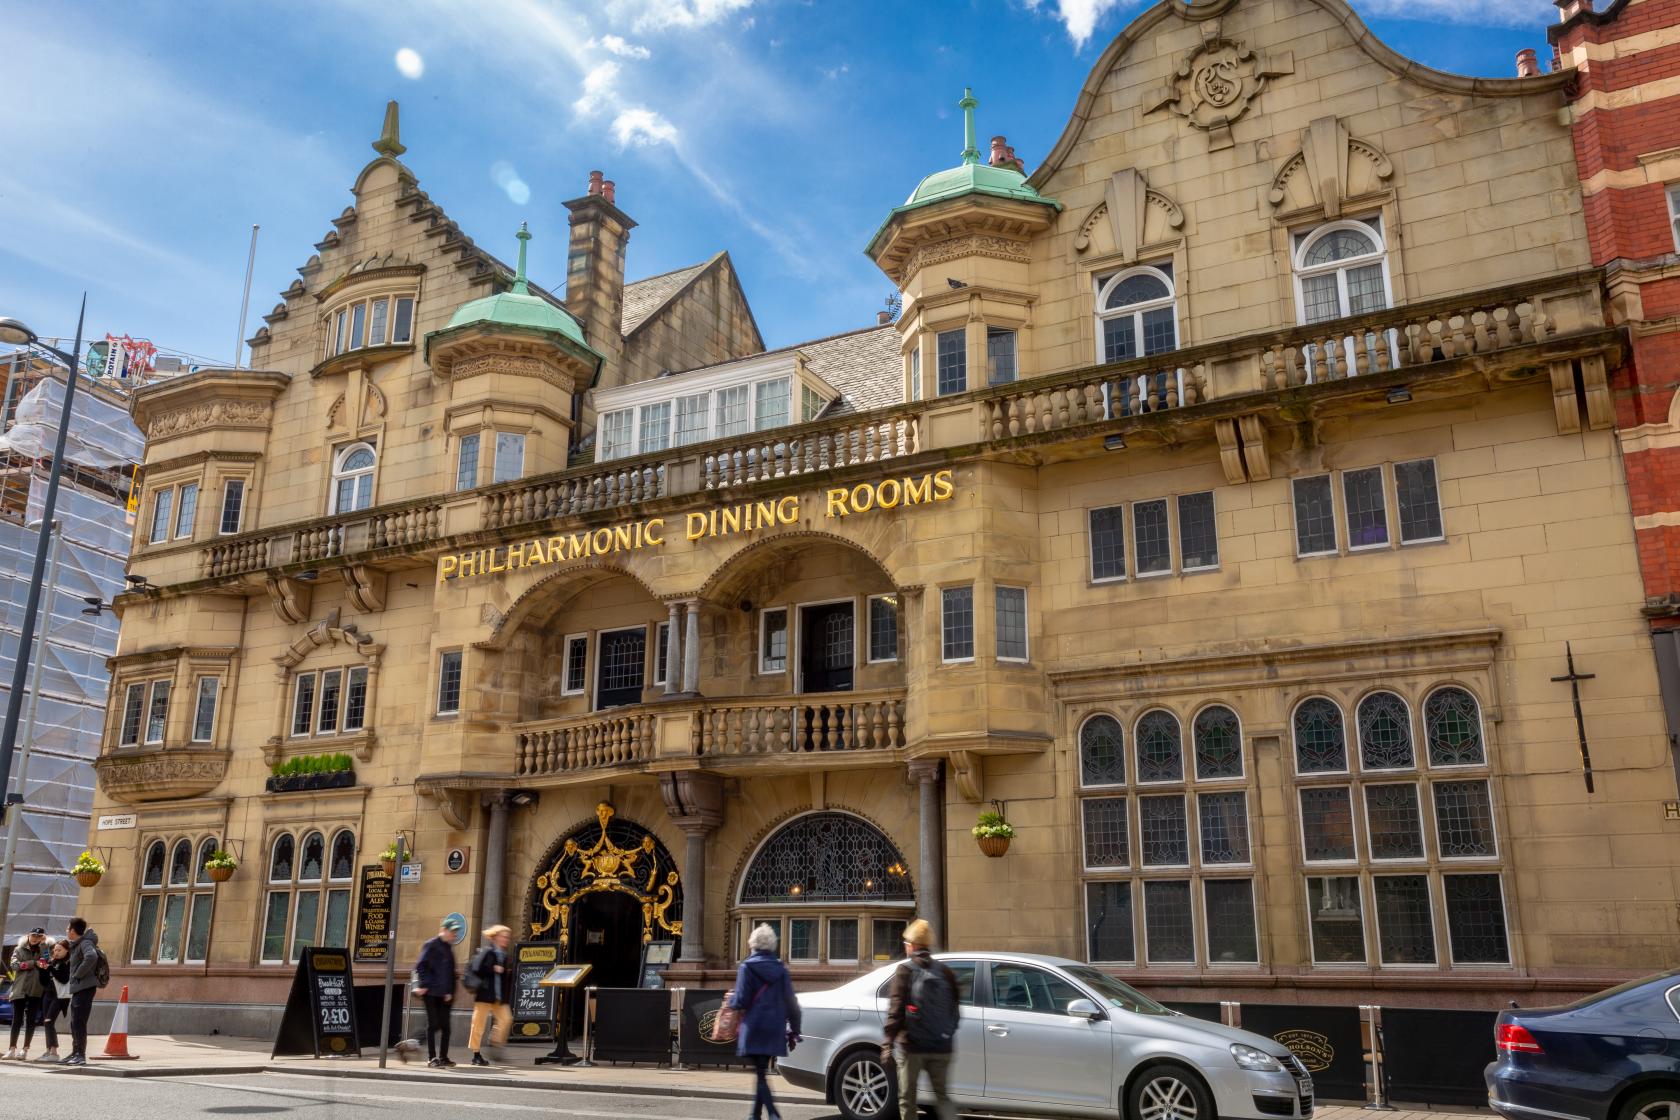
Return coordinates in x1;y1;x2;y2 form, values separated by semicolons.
380;859;397;877
207;865;235;883
74;870;103;888
204;849;238;883
378;843;409;879
971;811;1015;858
71;850;105;887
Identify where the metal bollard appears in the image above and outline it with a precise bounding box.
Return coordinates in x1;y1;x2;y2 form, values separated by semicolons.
1221;1001;1242;1029
1360;1005;1393;1110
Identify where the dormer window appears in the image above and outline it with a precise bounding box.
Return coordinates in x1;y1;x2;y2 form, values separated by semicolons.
595;364;836;462
324;294;415;359
331;442;376;514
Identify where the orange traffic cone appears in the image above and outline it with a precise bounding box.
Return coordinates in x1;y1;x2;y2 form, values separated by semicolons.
96;985;138;1060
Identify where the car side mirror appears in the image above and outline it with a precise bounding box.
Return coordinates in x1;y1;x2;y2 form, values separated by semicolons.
1066;998;1104;1021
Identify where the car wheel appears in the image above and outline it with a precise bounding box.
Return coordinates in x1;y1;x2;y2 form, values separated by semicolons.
834;1049;898;1120
1621;1089;1680;1120
1127;1063;1214;1120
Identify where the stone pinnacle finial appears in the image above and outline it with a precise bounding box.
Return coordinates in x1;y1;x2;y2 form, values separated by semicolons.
512;222;532;295
959;87;979;165
373;100;406;158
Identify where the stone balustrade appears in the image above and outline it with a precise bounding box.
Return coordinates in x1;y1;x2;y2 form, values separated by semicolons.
483;462;665;530
701;410;921;490
513;688;907;777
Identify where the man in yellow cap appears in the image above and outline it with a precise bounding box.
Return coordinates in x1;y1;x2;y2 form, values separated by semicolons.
882;918;959;1120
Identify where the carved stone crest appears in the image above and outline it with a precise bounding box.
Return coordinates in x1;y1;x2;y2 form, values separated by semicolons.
1147;38;1294;150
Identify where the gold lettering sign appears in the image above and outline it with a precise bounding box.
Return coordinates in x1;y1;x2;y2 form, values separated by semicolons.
438;469;955;583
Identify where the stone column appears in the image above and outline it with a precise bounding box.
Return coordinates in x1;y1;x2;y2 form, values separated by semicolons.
481;792;511;927
908;759;946;943
660;770;723;966
681;598;702;695
663;601;683;697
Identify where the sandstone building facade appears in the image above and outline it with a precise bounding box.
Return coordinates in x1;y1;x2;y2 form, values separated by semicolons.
80;0;1680;1027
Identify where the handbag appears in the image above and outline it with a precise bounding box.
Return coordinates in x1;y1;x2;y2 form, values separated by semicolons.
708;970;768;1044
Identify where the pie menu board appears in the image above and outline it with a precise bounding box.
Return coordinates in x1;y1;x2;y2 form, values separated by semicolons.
511;942;559;1041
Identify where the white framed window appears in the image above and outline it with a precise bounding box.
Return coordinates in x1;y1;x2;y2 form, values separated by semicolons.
715;385;751;437
1395;459;1444;544
218;479;246;535
437;650;463;715
1096;266;1177;364
131;836;217;965
1177;491;1218;571
290;673;317;737
1343;466;1389;551
149;487;174;544
802;383;827;422
118;681;147;747
562;634;588;696
1089;506;1127;582
995;585;1028;662
173;482;199;539
343;666;369;732
190;677;220;743
260;829;355;965
866;594;899;664
144;680;171;745
908;345;923;403
986;327;1018;386
455;432;480;491
639;403;672;454
1132;498;1171;577
492;432;525;484
600;410;634;460
674;392;710;446
1293;220;1391;325
324;294;416;358
1292;475;1338;557
754;377;791;431
759;608;788;674
940;586;975;663
331;442;376;514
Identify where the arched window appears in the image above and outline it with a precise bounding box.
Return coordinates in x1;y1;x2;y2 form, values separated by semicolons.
132;835;215;965
1193;705;1243;780
331;443;376;514
1096;267;1177;364
261;828;354;965
1293;698;1347;774
736;812;912;967
1135;710;1183;783
1357;691;1414;770
1079;714;1126;788
1424;687;1485;767
1295;221;1390;325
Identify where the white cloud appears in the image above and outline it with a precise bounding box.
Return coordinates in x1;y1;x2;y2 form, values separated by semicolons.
394;47;425;79
612;108;680;148
1024;0;1128;47
611;0;754;32
1356;0;1552;26
593;34;651;59
574;60;622;117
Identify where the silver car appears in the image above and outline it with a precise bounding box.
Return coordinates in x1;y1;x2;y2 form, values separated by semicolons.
778;952;1313;1120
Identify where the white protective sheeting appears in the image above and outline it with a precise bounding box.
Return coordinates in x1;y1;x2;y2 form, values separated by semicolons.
0;376;145;470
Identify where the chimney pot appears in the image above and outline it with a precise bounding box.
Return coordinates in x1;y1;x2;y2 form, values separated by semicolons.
989;135;1009;166
587;170;605;196
602;180;616;205
877;310;892;325
1516;48;1540;77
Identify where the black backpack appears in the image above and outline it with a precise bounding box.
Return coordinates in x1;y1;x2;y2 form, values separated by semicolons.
93;948;110;989
904;958;958;1051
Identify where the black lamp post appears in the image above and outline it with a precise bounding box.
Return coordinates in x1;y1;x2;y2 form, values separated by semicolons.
0;299;87;830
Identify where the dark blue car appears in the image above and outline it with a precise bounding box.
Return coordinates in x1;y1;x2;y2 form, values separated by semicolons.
1487;969;1680;1120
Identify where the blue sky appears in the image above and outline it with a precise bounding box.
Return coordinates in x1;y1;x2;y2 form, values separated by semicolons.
1;0;1557;364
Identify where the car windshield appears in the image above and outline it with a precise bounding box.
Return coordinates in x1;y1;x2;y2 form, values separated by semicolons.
1063;966;1174;1015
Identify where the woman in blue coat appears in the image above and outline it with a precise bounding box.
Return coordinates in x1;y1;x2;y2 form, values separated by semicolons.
728;924;802;1120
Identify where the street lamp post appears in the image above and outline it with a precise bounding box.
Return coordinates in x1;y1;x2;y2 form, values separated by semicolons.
0;299;88;841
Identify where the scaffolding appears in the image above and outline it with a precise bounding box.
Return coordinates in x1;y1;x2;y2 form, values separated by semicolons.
0;349;146;944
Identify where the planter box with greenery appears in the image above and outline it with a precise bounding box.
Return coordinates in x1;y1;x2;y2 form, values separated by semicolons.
267;752;356;793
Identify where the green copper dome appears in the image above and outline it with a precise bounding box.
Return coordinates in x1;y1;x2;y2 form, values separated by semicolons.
426;224;601;362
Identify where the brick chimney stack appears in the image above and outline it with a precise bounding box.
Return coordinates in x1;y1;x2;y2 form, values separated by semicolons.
988;135;1026;173
1516;48;1540;77
565;169;636;384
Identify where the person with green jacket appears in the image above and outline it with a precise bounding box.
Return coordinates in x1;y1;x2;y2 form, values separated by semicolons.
3;929;50;1060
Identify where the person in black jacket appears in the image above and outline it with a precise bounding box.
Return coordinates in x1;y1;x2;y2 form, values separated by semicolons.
61;918;100;1067
412;917;462;1067
465;925;512;1067
883;919;960;1120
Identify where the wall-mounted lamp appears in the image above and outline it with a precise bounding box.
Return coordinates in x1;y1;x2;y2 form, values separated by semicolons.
510;791;537;807
1103;433;1127;451
124;574;150;588
296;570;320;582
1386;386;1412;405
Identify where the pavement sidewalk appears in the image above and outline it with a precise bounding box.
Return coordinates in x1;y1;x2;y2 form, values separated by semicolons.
0;1032;1492;1120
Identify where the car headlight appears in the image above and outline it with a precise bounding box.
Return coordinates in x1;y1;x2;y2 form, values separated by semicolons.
1231;1044;1284;1073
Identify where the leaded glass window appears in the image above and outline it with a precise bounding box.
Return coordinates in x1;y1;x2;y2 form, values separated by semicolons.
1357;691;1414;770
1374;874;1435;964
1424;687;1484;766
1080;715;1126;787
1081;798;1129;869
1134;499;1171;576
738;813;913;904
1294;698;1347;773
1343;466;1389;549
1136;710;1183;783
1396;459;1444;543
1193;705;1242;780
1138;795;1189;866
941;586;974;662
1198;792;1249;864
1307;875;1366;963
1204;880;1259;963
1364;783;1424;860
1293;475;1337;556
1144;880;1195;963
1089;505;1126;582
1444;874;1509;963
1086;880;1134;962
1433;780;1496;858
1300;786;1356;862
1178;491;1218;570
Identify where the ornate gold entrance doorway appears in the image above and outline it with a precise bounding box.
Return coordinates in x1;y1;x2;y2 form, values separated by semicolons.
527;802;683;957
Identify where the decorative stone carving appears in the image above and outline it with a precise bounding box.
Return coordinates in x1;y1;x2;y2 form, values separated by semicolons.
1073;169;1185;259
340;564;387;613
1269;116;1394;218
266;576;313;625
1147;38;1295;150
275;616;383;670
148;399;273;441
902;234;1032;279
96;748;231;804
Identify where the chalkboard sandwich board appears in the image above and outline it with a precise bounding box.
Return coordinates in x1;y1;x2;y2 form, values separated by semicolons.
272;946;361;1058
512;942;559;1042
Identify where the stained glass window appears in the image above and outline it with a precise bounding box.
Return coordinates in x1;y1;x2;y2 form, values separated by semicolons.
1424;687;1484;766
1193;705;1242;780
1300;786;1356;862
1081;798;1129;869
1375;875;1434;964
1294;698;1347;773
1358;691;1414;770
1080;715;1126;787
738;813;913;904
1204;880;1259;963
1144;880;1195;963
1444;874;1509;963
1434;780;1497;858
1139;795;1189;866
1086;880;1134;962
1198;792;1250;864
1364;783;1424;860
1136;710;1183;783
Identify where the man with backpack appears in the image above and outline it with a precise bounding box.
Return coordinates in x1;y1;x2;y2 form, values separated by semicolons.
463;924;512;1067
882;918;959;1120
62;917;106;1067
